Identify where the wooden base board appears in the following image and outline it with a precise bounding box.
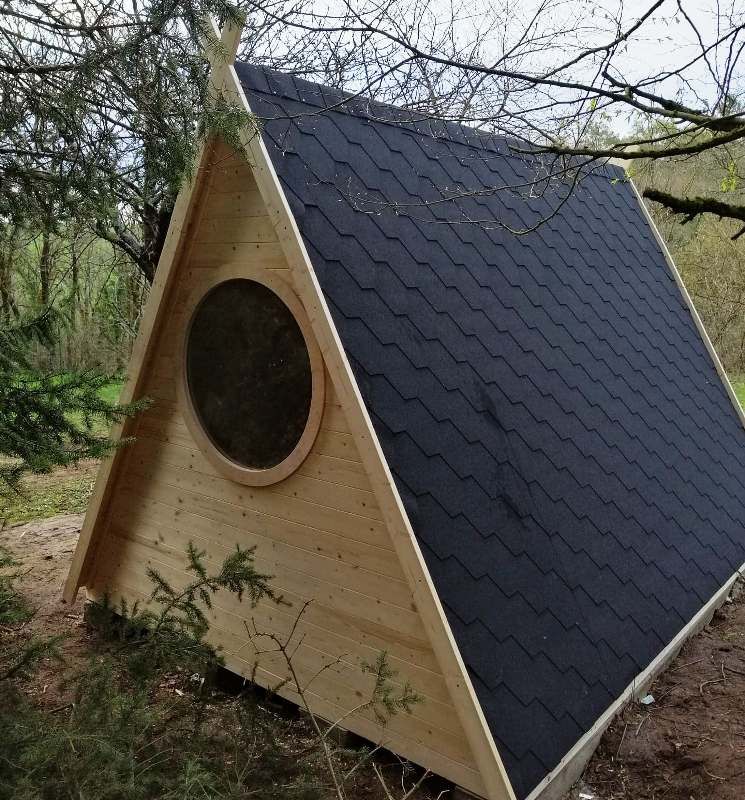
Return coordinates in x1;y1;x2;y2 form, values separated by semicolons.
527;560;745;800
314;714;361;749
452;786;484;800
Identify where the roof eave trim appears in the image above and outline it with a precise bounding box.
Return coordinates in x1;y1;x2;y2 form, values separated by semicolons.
224;31;516;800
524;171;745;800
62;20;243;603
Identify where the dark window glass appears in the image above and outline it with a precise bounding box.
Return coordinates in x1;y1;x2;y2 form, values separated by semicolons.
186;279;312;469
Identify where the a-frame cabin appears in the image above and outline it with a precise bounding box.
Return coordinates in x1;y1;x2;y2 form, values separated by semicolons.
66;20;745;800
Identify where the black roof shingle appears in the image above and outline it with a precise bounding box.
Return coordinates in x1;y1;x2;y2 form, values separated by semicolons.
237;63;745;799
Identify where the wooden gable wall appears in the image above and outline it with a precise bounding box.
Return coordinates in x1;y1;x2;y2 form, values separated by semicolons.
83;140;488;797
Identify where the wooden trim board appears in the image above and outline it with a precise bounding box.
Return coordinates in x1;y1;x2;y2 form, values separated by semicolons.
526;556;745;800
212;21;516;800
63;23;244;602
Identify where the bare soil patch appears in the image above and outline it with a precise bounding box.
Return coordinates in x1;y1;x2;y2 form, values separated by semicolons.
0;513;90;708
581;581;745;800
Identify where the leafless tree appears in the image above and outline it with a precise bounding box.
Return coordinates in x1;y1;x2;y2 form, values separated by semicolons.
3;0;744;276
238;0;745;235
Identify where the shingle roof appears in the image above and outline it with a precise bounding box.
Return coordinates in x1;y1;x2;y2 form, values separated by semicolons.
237;63;745;799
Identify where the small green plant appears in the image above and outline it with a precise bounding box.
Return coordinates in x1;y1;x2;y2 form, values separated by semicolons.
0;635;64;684
361;652;423;726
1;543;430;800
246;601;425;800
90;542;279;682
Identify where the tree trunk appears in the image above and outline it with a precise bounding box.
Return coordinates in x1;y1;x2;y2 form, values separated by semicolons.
139;199;173;284
39;227;52;308
0;224;20;323
70;237;79;312
0;245;11;324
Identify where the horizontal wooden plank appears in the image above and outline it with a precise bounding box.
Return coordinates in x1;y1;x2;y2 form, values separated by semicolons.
136;411;362;465
219;591;451;705
141;396;349;444
311;427;362;461
105;527;458;725
119;462;392;551
109;494;408;601
143;358;343;426
93;560;469;751
127;435;382;521
111;483;399;575
201;189;268;219
207;154;257;195
111;520;414;620
130;370;177;400
99;531;440;678
102;534;429;659
129;429;377;517
136;417;206;449
319;401;348;433
297;451;369;490
194;215;278;245
138;395;349;447
209;170;260;194
132;424;368;490
132;394;360;482
210;139;251;169
189;240;286;269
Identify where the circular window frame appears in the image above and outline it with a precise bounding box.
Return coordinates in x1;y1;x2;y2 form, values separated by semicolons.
178;265;325;487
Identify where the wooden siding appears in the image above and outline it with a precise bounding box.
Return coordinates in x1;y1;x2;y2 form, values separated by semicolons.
85;141;487;797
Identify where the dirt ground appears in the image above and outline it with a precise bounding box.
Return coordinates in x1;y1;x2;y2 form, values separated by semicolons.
0;513;91;709
581;582;745;800
3;512;745;800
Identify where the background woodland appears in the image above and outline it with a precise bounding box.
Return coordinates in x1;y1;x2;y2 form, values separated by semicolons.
3;151;744;378
2;0;745;380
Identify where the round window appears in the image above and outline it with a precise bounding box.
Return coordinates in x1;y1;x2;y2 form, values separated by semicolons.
181;273;324;486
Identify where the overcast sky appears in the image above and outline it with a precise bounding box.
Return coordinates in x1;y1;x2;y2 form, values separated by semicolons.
563;0;740;93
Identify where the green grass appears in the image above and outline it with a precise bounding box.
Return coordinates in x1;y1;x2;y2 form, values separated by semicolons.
1;469;97;525
65;376;124;436
731;379;745;409
95;380;123;406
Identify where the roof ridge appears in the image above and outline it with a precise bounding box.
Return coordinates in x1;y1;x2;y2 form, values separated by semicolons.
236;61;514;154
235;61;623;181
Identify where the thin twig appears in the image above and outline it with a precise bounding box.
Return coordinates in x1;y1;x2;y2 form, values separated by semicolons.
699;678;725;696
614;721;628;760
